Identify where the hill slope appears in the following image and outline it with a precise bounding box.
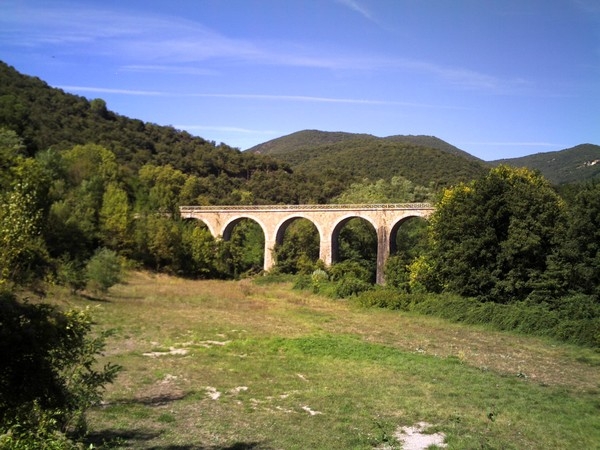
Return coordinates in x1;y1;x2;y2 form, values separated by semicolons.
492;144;600;184
0;61;287;180
248;129;483;163
248;130;489;187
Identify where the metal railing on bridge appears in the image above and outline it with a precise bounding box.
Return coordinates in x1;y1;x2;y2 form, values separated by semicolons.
180;203;433;213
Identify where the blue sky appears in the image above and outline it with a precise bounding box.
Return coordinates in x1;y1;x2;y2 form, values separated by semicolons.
1;0;599;160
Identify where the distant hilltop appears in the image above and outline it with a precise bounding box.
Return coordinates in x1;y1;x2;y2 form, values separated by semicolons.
247;130;599;185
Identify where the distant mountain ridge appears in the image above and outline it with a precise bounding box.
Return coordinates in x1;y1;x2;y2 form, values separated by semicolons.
248;130;599;185
491;144;600;184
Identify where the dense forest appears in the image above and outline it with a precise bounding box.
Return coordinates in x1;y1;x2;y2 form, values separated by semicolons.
1;61;599;448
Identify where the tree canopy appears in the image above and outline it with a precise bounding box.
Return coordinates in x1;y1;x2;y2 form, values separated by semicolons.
426;166;566;302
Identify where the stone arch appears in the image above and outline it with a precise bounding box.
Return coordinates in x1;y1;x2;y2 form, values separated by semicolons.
389;214;429;255
272;216;321;271
222;216;268;241
274;215;320;247
330;215;378;265
183;217;215;237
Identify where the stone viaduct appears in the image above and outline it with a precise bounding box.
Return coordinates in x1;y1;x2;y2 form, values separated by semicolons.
179;204;435;284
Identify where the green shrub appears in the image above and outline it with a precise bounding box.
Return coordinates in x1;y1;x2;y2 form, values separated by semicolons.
334;276;372;298
0;291;121;447
86;247;123;293
353;288;409;309
398;291;600;348
293;275;312;290
383;255;410;292
329;260;371;283
57;257;87;294
311;269;329;293
254;272;297;285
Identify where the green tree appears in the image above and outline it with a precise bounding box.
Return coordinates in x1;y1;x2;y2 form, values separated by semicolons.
138;164;187;216
333;176;433;204
337;218;377;283
99;182;132;250
0;127;26;186
46;144;123;259
0;183;48;288
181;221;219;278
426;166;565;303
551;181;600;298
62;144;119;186
220;220;264;278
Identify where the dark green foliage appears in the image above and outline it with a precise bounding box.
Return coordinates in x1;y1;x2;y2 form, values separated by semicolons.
56;257;87;294
554;181;600;297
383;255;410;292
334;276;372;298
329;260;372;283
336;219;378;282
332;176;434;204
385;218;431;291
0;292;121;446
219;220;265;278
352;288;413;310
428;166;566;303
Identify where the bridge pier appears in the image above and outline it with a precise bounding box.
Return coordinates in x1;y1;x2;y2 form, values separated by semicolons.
376;226;390;285
180;204;434;285
264;235;277;273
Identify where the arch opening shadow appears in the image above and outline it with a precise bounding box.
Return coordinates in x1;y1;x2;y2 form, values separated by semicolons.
386;216;430;289
221;218;265;278
332;217;378;282
274;218;320;274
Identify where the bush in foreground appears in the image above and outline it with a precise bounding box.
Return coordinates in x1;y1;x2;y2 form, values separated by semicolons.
0;291;121;448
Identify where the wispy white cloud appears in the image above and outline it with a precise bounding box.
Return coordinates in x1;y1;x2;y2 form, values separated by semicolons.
120;65;217;76
335;0;377;22
463;141;558;147
57;86;165;96
2;3;521;93
188;93;405;105
55;86;456;109
176;125;280;135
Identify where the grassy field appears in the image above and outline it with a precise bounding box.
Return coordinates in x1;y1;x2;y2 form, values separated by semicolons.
47;272;600;449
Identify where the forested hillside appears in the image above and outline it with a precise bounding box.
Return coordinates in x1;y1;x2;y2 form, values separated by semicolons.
0;61;347;205
248;129;482;162
492;143;600;184
249;130;488;188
